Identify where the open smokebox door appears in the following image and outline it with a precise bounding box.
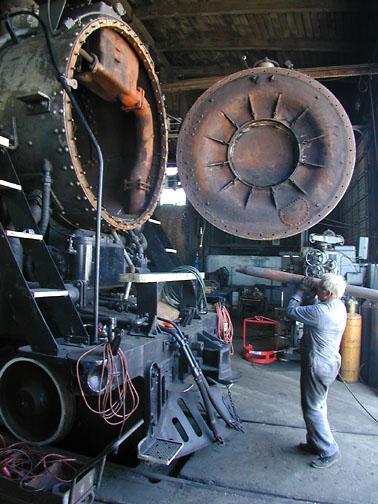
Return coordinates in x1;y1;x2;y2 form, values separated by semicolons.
177;67;356;240
0;12;167;232
73;27;167;228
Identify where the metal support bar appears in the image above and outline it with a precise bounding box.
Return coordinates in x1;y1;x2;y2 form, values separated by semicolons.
161;63;378;94
236;266;378;301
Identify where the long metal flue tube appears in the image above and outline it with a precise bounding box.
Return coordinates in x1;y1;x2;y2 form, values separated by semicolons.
236;266;378;301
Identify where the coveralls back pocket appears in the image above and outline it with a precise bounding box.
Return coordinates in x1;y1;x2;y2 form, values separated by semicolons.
312;355;340;387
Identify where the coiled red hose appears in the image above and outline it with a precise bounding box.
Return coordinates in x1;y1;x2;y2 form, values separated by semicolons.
76;343;139;434
215;302;234;355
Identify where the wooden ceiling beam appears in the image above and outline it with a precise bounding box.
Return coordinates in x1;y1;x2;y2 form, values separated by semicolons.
158;37;363;53
134;0;377;20
170;65;242;79
119;0;171;78
161;63;378;94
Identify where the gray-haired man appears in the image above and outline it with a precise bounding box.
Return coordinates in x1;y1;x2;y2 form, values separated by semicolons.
287;273;347;469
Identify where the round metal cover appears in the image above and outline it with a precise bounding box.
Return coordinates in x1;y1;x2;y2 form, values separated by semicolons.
177;67;355;240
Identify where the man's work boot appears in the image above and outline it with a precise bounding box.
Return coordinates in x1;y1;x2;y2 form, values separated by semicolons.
311;451;341;469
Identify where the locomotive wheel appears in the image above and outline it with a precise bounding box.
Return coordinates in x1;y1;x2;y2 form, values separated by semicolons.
0;357;75;445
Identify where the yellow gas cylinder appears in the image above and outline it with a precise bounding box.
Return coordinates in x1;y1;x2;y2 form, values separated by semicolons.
340;302;362;383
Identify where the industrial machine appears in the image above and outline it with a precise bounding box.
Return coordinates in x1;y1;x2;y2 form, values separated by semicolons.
304;230;367;285
0;1;239;465
0;0;357;469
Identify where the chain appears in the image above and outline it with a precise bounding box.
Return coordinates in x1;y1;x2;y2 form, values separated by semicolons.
226;385;244;432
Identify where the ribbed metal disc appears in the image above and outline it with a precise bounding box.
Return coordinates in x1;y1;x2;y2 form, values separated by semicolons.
177;67;355;240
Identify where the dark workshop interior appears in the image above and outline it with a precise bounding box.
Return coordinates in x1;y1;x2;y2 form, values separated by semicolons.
0;1;377;503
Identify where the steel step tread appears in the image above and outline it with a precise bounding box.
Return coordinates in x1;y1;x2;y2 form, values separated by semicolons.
139;438;183;465
0;136;10;148
6;230;43;240
0;179;22;191
31;288;69;299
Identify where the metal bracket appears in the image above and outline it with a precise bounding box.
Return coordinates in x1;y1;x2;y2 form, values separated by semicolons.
124;178;151;192
18;92;51;115
0;117;18;151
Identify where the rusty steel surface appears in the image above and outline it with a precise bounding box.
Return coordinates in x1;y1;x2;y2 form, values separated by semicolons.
77;28;155;215
0;12;167;231
236;266;378;301
177;67;356;240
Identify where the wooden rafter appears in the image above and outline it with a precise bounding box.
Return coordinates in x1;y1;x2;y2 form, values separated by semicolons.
134;0;378;20
157;36;365;54
161;63;378;94
170;65;241;79
119;0;171;77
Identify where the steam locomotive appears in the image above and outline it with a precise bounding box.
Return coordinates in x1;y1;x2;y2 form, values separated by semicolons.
0;1;239;464
0;0;355;466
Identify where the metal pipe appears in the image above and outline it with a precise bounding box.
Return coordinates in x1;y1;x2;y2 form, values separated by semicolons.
79;47;94;65
40;158;52;235
126;98;154;214
58;76;104;344
157;318;225;443
368;76;378;263
111;230;134;300
236;266;378;301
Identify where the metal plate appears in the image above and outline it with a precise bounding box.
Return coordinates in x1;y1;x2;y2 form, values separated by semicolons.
177;67;356;240
139;438;183;465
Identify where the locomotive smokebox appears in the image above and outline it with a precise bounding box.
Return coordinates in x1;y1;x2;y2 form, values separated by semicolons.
0;6;167;231
177;67;356;240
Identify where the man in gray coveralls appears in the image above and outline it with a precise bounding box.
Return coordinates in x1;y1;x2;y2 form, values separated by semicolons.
287;273;347;469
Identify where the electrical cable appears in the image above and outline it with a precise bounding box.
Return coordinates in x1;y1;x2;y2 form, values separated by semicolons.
214;302;234;354
162;266;208;314
338;373;378;425
47;0;60;36
236;329;378;434
0;437;77;492
239;417;378;437
1;9;105;343
76;343;139;434
238;372;378;434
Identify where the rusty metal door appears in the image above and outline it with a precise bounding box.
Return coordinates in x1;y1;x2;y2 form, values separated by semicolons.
177;67;355;240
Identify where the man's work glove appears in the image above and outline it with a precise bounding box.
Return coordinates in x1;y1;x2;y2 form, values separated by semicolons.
301;276;318;294
297;277;318;304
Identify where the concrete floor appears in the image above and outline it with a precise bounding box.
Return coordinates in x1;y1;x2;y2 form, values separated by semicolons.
96;329;378;504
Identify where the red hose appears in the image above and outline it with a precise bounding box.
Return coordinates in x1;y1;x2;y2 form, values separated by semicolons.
76;343;139;434
215;302;234;355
